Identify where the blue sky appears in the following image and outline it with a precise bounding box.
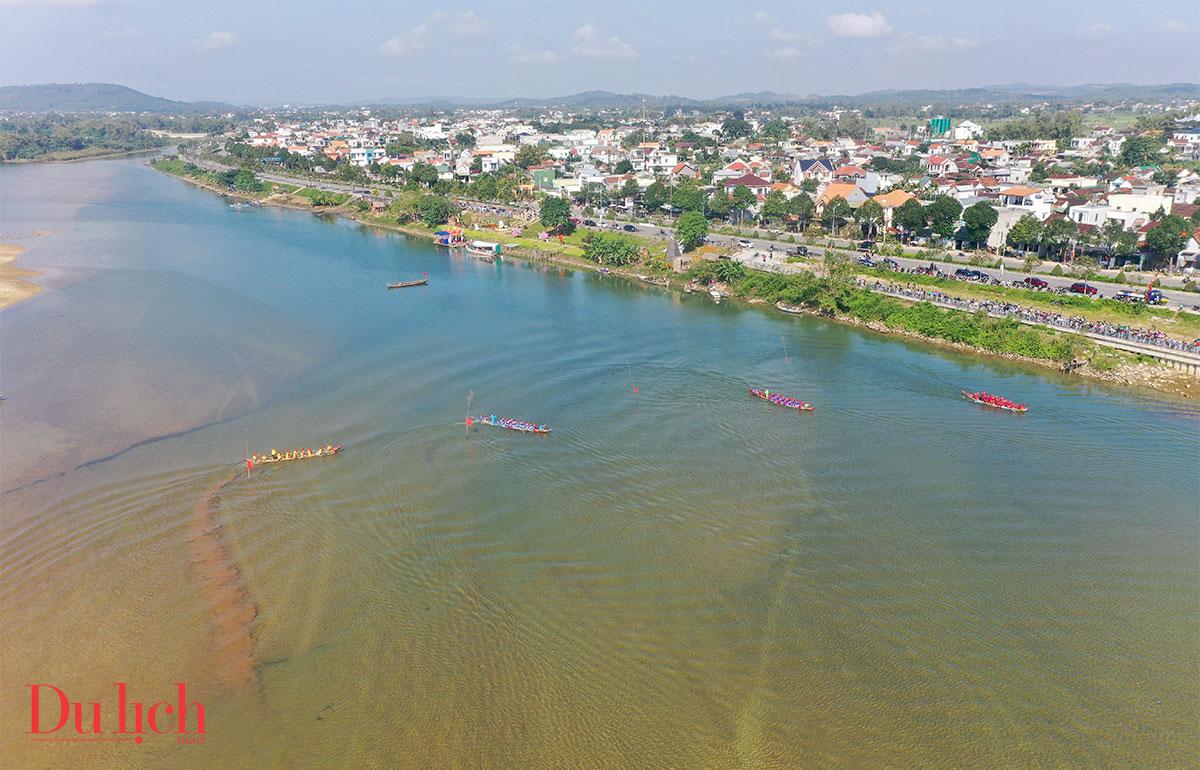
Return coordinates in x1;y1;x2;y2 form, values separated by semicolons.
1;0;1197;104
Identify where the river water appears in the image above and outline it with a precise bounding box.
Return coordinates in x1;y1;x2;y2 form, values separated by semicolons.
1;159;1197;768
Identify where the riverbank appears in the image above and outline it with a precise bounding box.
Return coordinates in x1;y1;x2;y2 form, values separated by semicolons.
0;243;43;308
150;161;1197;398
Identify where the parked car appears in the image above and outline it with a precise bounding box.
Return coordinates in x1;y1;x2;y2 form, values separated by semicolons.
737;238;753;247
880;257;900;270
622;224;638;232
582;219;596;227
1023;276;1050;289
954;267;975;280
1069;282;1098;296
857;241;875;252
857;256;877;268
789;245;809;256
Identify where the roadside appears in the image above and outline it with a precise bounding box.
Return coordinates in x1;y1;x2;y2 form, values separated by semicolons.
148;158;1198;398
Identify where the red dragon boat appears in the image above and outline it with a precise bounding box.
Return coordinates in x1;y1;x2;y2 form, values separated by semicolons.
961;390;1028;414
749;387;814;411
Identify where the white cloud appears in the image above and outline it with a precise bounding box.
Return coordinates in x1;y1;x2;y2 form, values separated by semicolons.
507;44;562;64
1083;22;1113;37
769;27;803;43
571;22;637;60
381;26;429;57
673;53;703;65
191;31;237;52
382;10;490;57
825;11;893;38
886;33;978;53
1160;19;1189;33
766;46;806;60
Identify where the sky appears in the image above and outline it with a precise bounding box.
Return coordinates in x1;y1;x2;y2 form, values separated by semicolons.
1;0;1198;105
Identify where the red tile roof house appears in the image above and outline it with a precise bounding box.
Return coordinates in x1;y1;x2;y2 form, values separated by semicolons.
921;155;958;175
722;173;773;201
670;162;699;181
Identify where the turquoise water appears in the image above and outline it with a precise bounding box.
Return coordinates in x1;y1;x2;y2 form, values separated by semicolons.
1;159;1197;768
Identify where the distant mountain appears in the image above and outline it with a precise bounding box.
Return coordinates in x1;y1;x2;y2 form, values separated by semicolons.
0;83;234;113
356;83;1199;111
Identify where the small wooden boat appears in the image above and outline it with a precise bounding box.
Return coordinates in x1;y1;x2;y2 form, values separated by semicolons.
467;415;551;434
387;278;429;289
638;274;669;287
709;288;723;304
245;445;342;468
962;390;1028;413
750;387;813;411
596;267;611;275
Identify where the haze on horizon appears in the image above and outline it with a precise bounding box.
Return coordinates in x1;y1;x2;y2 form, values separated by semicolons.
1;0;1198;106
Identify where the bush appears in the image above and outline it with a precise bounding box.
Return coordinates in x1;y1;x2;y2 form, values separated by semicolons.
1115;270;1126;284
786;235;796;243
583;231;640;266
1050;263;1064;276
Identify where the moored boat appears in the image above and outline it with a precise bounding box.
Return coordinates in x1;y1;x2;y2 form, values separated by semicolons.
638;274;669;287
468;414;551;434
709;287;723;303
962;390;1028;413
467;240;502;260
245;444;342;468
749;387;813;411
387;278;429;289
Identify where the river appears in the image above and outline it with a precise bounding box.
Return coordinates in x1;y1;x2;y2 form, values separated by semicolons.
1;158;1197;768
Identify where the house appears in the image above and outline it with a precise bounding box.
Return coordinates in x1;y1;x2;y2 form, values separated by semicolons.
817;181;868;209
670;162;698;181
871;189;916;228
953;120;983;141
722;173;773;201
997;185;1056;219
921;155;958;175
1177;228;1200;272
792;158;836;185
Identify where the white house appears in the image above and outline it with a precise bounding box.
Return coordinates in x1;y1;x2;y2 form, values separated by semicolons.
953;120;983;141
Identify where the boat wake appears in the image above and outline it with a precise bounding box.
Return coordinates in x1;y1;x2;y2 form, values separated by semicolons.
189;469;261;691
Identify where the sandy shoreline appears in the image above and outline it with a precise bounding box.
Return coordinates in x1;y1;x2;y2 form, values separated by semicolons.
0;243;43;309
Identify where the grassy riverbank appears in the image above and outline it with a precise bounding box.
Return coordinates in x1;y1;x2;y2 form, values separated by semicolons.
149;161;1196;397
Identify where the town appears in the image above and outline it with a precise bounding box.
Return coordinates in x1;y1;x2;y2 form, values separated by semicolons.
195;100;1200;279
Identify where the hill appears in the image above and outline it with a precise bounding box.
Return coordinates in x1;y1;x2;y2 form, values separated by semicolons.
0;83;233;113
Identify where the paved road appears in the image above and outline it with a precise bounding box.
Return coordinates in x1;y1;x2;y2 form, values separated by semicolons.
584;215;1200;314
180;155;1199;312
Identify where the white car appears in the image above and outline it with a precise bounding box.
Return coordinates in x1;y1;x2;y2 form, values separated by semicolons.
737;238;753;247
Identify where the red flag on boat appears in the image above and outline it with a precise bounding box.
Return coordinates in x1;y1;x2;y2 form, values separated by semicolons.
632;386;639;394
465;416;474;426
245;459;253;472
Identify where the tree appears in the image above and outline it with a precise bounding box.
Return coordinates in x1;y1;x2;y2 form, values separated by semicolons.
614;159;633;174
799;177;819;193
515;144;547;169
822;196;851;235
761;189;789;224
454;131;476;148
582;232;639;265
707;190;732;220
894;198;927;238
231;168;263;193
1144;214;1190;268
1039;217;1077;258
643;180;669;213
540;196;574;234
962;201;999;247
473;172;497;200
1007;214;1043;252
714;258;746;283
787;193;816;231
730;184;757;223
676;210;709;251
620;178;640;201
854;199;884;240
759;118;789;142
408;162;438;187
721;115;752;140
418;195;455;227
671;180;706;213
1120;135;1163;167
926;195;962;241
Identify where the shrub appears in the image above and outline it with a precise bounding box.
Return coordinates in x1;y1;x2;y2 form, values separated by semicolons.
1050;263;1064;276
